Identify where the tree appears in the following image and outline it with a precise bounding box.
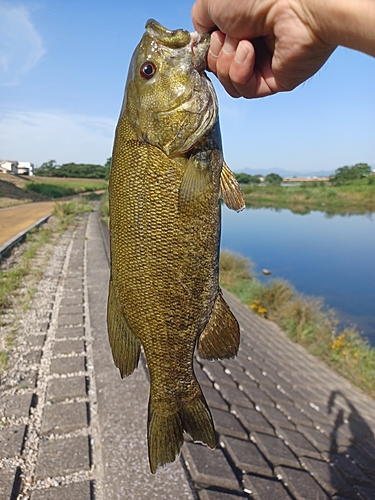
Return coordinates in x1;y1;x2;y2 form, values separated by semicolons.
235;172;261;184
330;163;371;185
35;161;106;178
35;160;59;176
265;173;283;185
105;157;112;180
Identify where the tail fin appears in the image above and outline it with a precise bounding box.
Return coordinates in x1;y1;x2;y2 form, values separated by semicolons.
148;393;216;474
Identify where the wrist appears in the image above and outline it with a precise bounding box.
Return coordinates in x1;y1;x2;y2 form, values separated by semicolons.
304;0;375;56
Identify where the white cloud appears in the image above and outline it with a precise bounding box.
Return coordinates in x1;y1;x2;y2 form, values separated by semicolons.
0;2;46;85
0;110;116;166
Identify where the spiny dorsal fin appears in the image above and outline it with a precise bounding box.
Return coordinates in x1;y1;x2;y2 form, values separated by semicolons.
198;289;240;360
220;161;245;212
107;280;141;378
178;156;210;206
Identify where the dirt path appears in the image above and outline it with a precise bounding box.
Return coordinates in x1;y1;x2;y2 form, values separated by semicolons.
0;202;56;246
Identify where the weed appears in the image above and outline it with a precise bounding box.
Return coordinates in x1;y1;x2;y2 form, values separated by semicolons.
0;196;93;374
220;250;375;398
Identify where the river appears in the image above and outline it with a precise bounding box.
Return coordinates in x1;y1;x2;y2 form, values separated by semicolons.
221;206;375;346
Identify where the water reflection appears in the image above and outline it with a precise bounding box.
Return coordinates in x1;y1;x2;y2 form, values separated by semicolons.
221;207;375;345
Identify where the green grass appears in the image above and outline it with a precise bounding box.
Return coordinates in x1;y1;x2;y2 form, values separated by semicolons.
99;190;109;226
53;196;94;230
220;250;375;398
25;178;107;199
0;197;94;373
241;178;375;214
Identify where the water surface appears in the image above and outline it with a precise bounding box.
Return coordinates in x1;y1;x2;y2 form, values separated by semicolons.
221;207;375;346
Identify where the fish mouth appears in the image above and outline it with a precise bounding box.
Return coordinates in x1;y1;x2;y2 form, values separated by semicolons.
190;31;210;72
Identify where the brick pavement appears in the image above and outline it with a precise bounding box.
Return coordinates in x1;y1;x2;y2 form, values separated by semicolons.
1;206;375;499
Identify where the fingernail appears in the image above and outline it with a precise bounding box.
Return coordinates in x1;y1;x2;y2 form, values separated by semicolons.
209;32;222;58
234;41;248;64
222;36;237;55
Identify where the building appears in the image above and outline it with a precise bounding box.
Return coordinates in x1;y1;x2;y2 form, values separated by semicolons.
282;176;330;183
0;160;34;176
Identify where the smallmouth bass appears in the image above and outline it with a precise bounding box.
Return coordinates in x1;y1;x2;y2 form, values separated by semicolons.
107;19;245;473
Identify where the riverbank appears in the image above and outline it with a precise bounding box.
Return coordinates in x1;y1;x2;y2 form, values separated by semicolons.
241;178;375;215
219;250;375;399
0;174;107;208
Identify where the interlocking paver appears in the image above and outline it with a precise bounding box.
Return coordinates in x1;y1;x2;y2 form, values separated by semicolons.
30;481;92;500
260;405;296;431
251;432;300;468
298;425;332;454
232;405;275;435
260;384;294;406
211;408;248;439
53;339;84;355
35;435;90;479
242;474;292;500
346;445;375;476
0;426;26;458
218;385;253;409
26;335;46;349
46;376;87;403
275;466;329;499
60;305;83;315
0;467;20;499
198;490;247;500
24;349;43;364
50;355;85;374
331;453;375;487
57;314;84;327
41;401;88;435
277;402;314;427
221;435;273;476
60;296;82;306
3;202;375;500
0;393;33;419
16;370;38;390
202;385;229;411
182;442;241;492
241;385;274;407
300;457;353;497
55;326;84;339
354;485;375;500
277;428;321;459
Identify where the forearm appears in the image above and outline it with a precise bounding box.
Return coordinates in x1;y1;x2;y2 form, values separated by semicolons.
308;0;375;57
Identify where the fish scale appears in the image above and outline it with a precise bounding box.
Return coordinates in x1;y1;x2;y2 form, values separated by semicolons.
107;19;245;473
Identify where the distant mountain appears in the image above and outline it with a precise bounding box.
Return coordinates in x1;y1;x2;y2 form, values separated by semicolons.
238;167;334;178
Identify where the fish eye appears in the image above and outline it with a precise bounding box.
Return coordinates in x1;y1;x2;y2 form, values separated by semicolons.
140;61;156;80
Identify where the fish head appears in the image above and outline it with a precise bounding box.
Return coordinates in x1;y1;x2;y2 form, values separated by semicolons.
122;19;218;156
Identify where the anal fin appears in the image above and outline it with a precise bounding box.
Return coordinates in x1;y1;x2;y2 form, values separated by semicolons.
220;161;245;212
198;290;240;360
107;280;141;378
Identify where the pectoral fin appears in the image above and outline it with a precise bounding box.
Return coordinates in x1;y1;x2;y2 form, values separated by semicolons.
178;156;210;206
107;280;141;378
198;290;240;360
220;162;245;212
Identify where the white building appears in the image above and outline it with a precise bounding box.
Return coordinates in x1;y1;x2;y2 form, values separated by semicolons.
0;160;34;175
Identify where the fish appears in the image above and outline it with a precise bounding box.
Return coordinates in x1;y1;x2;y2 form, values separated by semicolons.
107;19;245;474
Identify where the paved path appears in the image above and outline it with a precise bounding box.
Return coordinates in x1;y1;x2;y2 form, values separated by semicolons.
1;206;375;499
0;203;55;246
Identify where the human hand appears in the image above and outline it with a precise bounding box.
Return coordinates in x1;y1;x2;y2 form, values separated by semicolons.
191;0;336;98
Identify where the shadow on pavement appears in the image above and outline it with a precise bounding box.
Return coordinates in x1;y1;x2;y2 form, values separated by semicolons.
328;390;375;496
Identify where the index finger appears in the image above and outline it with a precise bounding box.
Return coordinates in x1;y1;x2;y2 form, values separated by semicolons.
191;0;216;33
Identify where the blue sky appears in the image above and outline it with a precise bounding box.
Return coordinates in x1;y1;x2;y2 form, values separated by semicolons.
1;0;374;174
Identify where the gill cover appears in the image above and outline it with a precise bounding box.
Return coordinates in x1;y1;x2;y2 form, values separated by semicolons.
121;19;218;156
